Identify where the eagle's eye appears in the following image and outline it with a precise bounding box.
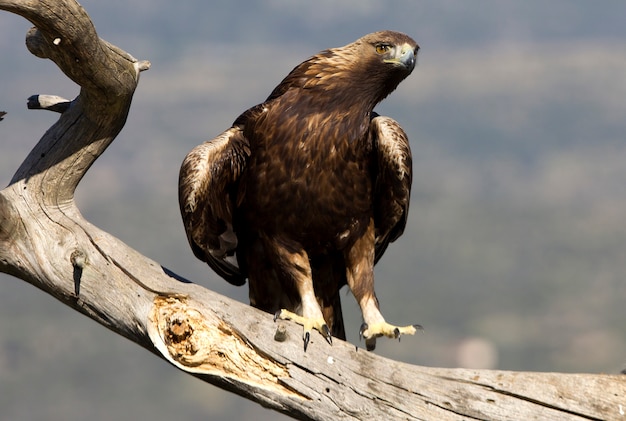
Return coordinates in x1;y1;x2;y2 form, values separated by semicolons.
375;43;392;55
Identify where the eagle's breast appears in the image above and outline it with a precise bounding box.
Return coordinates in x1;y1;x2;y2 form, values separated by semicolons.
239;95;373;252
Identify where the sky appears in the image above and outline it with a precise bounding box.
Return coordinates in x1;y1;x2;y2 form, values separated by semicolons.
1;1;626;420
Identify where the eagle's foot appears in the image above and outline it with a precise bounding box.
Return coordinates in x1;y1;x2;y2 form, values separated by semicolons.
274;309;332;351
359;322;423;351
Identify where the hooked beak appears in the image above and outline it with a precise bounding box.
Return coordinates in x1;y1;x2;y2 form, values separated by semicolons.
384;43;417;71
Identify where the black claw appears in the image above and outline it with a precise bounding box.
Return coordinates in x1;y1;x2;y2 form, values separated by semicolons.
273;310;281;322
393;327;400;339
303;331;311;352
359;323;368;341
322;325;333;345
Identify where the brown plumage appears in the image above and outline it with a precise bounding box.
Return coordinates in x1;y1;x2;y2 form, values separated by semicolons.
179;31;420;351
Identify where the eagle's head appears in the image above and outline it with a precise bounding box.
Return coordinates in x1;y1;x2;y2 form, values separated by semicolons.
355;30;418;75
267;31;418;110
351;30;418;105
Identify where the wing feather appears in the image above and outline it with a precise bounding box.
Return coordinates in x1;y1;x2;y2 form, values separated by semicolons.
371;114;412;263
178;127;250;285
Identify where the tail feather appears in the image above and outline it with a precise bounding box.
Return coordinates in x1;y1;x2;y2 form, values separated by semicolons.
246;239;347;342
314;253;347;341
322;291;346;340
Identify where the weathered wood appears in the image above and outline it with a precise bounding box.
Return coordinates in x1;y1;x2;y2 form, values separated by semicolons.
27;94;72;113
0;1;624;420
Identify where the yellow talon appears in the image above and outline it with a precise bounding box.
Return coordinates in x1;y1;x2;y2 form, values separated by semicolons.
274;309;332;351
359;322;422;351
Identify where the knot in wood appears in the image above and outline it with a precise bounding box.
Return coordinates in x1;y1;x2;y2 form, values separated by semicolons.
274;323;288;342
149;296;304;398
167;313;193;342
70;249;87;268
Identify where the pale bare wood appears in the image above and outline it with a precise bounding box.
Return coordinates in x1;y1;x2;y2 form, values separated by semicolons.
0;1;624;420
27;94;71;113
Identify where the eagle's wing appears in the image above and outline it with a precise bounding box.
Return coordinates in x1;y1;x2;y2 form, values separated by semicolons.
371;114;412;264
178;127;250;285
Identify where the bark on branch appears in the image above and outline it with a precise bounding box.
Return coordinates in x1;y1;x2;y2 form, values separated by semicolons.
0;1;624;420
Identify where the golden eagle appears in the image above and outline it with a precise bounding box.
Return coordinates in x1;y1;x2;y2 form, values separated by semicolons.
179;31;419;351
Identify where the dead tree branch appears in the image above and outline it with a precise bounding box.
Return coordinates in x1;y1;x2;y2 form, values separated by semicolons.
0;1;624;420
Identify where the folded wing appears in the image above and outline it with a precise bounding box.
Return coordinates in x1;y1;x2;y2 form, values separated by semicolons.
371;114;412;263
178;127;250;285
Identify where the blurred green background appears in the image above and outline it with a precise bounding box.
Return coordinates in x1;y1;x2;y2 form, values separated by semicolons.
1;1;625;419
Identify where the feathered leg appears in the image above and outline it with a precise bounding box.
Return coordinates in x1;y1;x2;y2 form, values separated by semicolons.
264;236;333;351
345;219;421;351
